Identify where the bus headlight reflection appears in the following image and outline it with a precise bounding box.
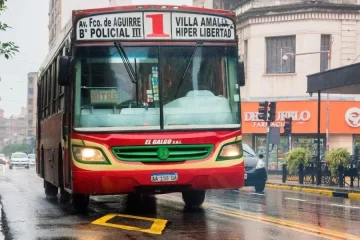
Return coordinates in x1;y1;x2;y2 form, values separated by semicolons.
73;146;106;163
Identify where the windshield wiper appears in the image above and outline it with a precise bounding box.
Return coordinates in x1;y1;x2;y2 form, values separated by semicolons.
174;41;203;98
114;41;137;83
114;41;139;106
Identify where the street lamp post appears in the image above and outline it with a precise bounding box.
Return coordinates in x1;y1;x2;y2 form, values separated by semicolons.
282;50;330;185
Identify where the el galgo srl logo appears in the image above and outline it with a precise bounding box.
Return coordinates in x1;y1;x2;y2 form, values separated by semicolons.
345;107;360;128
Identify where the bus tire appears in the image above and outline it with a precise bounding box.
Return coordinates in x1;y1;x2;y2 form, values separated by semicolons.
60;188;70;203
58;145;69;203
71;194;89;214
44;180;58;197
182;190;206;208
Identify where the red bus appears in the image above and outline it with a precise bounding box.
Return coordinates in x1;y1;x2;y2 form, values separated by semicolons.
37;5;245;213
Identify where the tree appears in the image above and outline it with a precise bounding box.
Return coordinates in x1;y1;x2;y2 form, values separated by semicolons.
285;147;312;175
324;148;351;176
1;143;29;157
0;0;19;59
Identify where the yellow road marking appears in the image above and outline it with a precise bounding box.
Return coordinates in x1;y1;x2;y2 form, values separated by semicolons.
348;193;360;200
92;213;168;235
158;195;360;240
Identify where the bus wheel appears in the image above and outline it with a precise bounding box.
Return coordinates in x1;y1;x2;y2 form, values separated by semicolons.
182;190;206;208
71;194;89;214
44;181;58;197
60;188;70;203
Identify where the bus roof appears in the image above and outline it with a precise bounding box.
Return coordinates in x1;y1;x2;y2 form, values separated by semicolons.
72;5;235;21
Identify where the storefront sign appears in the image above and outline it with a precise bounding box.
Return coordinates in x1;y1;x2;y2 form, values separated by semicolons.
76;12;235;41
244;111;311;128
241;101;360;134
345;107;360;128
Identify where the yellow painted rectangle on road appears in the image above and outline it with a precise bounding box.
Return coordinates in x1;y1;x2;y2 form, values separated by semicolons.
92;213;168;235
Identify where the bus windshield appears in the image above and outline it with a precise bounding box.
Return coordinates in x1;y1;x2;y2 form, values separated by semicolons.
74;45;240;131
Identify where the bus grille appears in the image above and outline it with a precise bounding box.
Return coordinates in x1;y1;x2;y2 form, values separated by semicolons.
111;145;214;162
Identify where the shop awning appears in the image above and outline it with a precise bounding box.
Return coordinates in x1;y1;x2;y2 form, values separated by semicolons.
307;62;360;94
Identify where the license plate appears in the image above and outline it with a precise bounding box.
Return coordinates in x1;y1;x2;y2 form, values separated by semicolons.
244;174;247;179
151;173;178;182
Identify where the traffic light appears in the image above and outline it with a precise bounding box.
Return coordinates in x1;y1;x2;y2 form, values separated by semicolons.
268;102;277;122
258;101;268;121
284;117;292;135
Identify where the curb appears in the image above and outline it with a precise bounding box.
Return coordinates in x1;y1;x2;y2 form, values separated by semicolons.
266;183;360;200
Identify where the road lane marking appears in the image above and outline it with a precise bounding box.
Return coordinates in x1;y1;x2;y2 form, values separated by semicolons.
231;189;264;196
158;195;360;240
330;204;360;209
91;213;168;235
284;197;307;202
251;192;264;196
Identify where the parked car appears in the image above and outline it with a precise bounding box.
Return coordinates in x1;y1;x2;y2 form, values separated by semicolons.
243;143;267;192
9;152;30;169
28;153;36;166
0;153;6;165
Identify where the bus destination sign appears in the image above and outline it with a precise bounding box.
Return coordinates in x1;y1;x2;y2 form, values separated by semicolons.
76;12;235;41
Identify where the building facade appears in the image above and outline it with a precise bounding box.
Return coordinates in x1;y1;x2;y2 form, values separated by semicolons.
27;72;38;138
48;0;132;50
242;101;360;169
233;0;360;169
193;0;239;9
0;109;5;150
0;108;30;151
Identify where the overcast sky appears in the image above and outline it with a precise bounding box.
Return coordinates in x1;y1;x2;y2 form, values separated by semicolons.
0;0;192;118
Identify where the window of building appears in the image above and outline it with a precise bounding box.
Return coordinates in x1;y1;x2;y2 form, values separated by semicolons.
28;77;33;84
28;88;33;94
223;3;235;10
254;135;325;170
266;36;296;74
28;99;33;105
320;35;331;72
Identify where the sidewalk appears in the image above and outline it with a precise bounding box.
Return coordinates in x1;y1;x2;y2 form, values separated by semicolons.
266;174;360;200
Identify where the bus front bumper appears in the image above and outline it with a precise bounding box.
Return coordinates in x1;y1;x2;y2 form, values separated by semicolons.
72;163;245;195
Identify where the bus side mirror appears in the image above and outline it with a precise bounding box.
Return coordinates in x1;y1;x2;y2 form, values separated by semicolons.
237;61;245;87
58;56;71;86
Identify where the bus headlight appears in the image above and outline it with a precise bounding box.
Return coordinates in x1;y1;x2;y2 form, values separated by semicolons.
73;146;107;163
217;142;243;160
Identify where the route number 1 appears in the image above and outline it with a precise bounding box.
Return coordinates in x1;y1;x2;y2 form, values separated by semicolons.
146;14;170;37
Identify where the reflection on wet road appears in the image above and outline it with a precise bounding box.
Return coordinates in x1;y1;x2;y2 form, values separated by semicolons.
1;165;360;240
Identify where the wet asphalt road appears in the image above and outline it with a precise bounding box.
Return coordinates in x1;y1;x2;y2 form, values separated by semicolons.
1;165;360;240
